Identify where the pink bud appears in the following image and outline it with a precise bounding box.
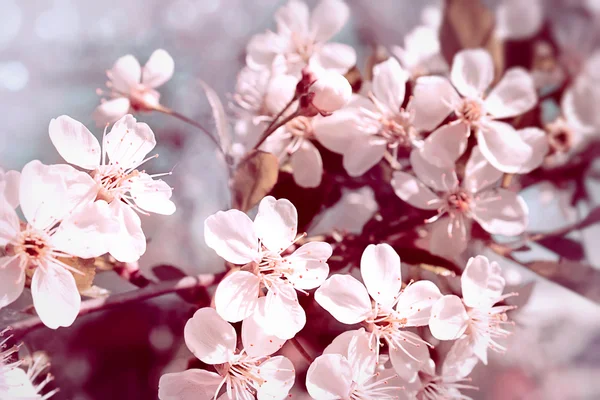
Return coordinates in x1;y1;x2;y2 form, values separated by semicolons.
308;71;352;114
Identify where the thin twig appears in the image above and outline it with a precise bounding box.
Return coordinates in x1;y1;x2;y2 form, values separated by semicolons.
290;337;313;364
6;274;216;339
253;97;298;150
154;105;222;150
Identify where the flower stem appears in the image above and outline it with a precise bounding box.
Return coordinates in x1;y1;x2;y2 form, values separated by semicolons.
7;274;217;339
253;97;298;150
154;105;223;150
290;337;313;364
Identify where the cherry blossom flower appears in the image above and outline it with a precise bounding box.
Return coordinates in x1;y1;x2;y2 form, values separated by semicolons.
314;58;418;176
0;331;57;399
204;196;332;339
158;307;294;400
94;49;174;126
391;148;529;255
411;48;539;173
306;328;402;399
307;69;352;114
49;114;175;262
495;0;543;41
429;256;517;365
0;161;118;329
314;243;442;381
0;168;20;209
246;0;356;75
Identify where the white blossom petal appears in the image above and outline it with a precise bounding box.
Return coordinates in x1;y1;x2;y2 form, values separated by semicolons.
261;283;306;340
310;0;350;43
516;128;550;174
246;32;285;70
312;109;362;154
0;169;20;209
291;140;323;188
130;173;176;215
372;58;408;114
109;55;141;93
0;257;25;308
306;354;353;400
31;264;81;329
395;281;443;327
264;74;297;115
442;336;479;380
204;209;260;265
323;329;365;357
275;0;309;35
104;114;156;170
285;241;332;290
429;217;469;259
93;98;131;127
315;275;372;324
411;76;459;132
107;201;146;262
389;331;431;383
463;146;503;193
49;115;101;170
476;121;532;173
495;0;543;40
347;331;377;385
184;307;236;364
158;369;223;400
0;196;20;247
391;171;443;210
450;49;494;98
254;196;298;254
312;43;357;74
242;297;286;358
142;49;174;88
256;356;296;400
410;149;459;193
461;256;505;309
429;295;469;341
343;135;387;177
472;188;528;236
214;271;260;323
484;68;537;119
360;243;402;308
419;121;470;168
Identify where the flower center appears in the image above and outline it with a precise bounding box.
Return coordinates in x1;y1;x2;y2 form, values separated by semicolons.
467;302;516;354
456;98;483;124
380;110;416;148
93;166;138;203
12;229;53;265
445;190;471;214
546;119;574;154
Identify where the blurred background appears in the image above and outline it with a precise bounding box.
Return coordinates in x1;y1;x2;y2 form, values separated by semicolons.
1;0;600;399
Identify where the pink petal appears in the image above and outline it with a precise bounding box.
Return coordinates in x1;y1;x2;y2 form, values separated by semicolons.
104;114;156;170
442;336;479;379
312;109;363;154
310;0;350;43
476;120;532;173
516;128;550;174
471;188;528;236
256;356;296;400
254;196;298;254
346;331;377;385
495;0;543;40
315;275;372;324
242;297;286;358
312;42;357;74
0;256;25;308
275;0;309;35
31;264;81;330
484;68;537;119
390;171;443;210
410;149;459;193
184;307;236;364
109;54;141;93
142;49;174;88
49;115;101;170
92;98;131;127
285;241;332;290
419;121;470;169
214;271;260;323
245;31;285;70
0;196;20;247
389;331;431;383
264;74;297;115
0;169;20;209
360;243;402;308
395;281;443;327
129;173;176;215
204;209;260;265
306;354;353;400
107;201;146;263
411;76;459;132
323;329;366;357
450;48;494;98
342;134;387;177
461;255;505;309
291;140;323;188
463;146;503;193
260;283;306;340
158;369;222;400
429;295;469;341
429;217;470;259
372;58;408;114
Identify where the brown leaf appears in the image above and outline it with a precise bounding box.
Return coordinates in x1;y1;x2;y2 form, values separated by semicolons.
440;0;504;76
344;66;363;93
64;257;97;293
231;150;279;212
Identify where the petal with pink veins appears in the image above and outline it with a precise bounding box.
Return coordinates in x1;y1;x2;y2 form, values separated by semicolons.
242;297;286;358
450;49;494;98
49;115;101;170
204;209;260;265
429;295;469;341
129;173;176;215
306;354;353;400
391;171;443;210
315;275;372;324
471;188;528;236
104;114;156;170
214;271;260;323
0;257;25;308
254;196;298;254
476;120;532;173
461;255;505;309
291;140;323;188
360;243;402;308
31;264;81;330
142;49;174;88
184;307;236;364
158;369;223;400
285;241;332;290
484;68;537;119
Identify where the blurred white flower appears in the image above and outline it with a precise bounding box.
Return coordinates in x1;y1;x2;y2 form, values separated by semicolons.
0;161;118;329
306;328;401;399
307;69;352;114
429;256;516;364
314;58;416;176
391;149;529;256
204;196;332;339
391;24;448;79
158;307;294;400
94;49;174;126
412;48;539;173
315;244;442;382
246;0;356;75
495;0;543;41
49;114;176;263
0;168;20;209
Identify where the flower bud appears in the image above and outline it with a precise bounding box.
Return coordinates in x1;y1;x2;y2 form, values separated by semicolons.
308;71;352;114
